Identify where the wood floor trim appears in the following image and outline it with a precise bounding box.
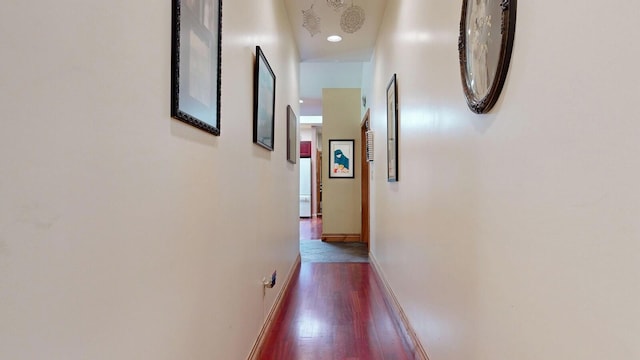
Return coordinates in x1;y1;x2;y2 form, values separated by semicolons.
369;253;430;360
247;254;301;360
321;233;361;242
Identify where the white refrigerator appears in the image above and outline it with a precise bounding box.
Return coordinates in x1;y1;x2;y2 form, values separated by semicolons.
299;158;312;217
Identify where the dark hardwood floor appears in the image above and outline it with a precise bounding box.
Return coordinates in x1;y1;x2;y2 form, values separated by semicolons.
300;217;322;240
257;262;414;360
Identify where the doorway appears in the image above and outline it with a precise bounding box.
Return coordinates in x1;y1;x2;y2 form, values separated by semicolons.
298;128;322;239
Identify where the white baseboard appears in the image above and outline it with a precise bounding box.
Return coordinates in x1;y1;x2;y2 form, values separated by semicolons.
369;253;430;360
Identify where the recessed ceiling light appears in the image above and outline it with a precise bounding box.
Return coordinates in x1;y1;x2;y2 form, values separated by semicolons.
299;99;304;104
327;35;342;43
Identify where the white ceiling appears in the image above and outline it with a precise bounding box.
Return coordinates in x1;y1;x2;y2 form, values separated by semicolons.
283;0;388;116
299;62;363;116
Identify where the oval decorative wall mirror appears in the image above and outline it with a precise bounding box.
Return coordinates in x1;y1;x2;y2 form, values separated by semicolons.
458;0;517;114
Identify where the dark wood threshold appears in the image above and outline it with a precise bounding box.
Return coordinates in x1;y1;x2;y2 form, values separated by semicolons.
321;233;361;242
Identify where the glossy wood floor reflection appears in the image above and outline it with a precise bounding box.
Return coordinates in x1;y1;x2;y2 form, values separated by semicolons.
257;263;414;360
300;217;323;240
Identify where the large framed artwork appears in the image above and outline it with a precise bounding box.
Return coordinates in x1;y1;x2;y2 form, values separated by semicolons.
458;0;517;114
386;74;398;182
253;46;276;151
329;139;355;179
171;0;222;135
286;105;297;164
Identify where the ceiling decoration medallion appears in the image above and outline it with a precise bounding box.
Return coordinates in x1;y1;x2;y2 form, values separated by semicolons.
302;4;321;37
326;0;345;11
340;4;365;34
458;0;517;113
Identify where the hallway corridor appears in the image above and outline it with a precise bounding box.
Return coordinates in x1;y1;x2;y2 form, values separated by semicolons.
256;262;415;359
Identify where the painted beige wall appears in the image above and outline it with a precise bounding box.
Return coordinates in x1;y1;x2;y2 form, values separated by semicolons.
322;89;362;236
367;1;640;359
0;1;299;359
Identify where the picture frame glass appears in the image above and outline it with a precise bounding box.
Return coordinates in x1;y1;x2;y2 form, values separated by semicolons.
253;46;276;150
329;140;354;178
387;74;398;182
171;0;222;135
287;105;297;164
464;0;503;100
459;0;517;114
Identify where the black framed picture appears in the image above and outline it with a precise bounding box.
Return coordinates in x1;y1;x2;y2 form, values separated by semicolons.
386;74;398;182
171;0;222;135
458;0;517;113
253;46;276;151
329;139;355;179
286;105;297;164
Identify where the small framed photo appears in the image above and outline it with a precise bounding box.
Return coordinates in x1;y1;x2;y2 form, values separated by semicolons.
171;0;222;135
253;46;276;151
387;73;399;182
286;105;297;164
329;139;355;179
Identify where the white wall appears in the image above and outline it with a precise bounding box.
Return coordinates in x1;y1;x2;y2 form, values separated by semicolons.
300;126;313;142
368;1;640;359
0;1;299;359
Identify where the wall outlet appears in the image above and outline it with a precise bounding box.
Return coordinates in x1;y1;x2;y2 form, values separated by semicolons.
263;270;277;289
